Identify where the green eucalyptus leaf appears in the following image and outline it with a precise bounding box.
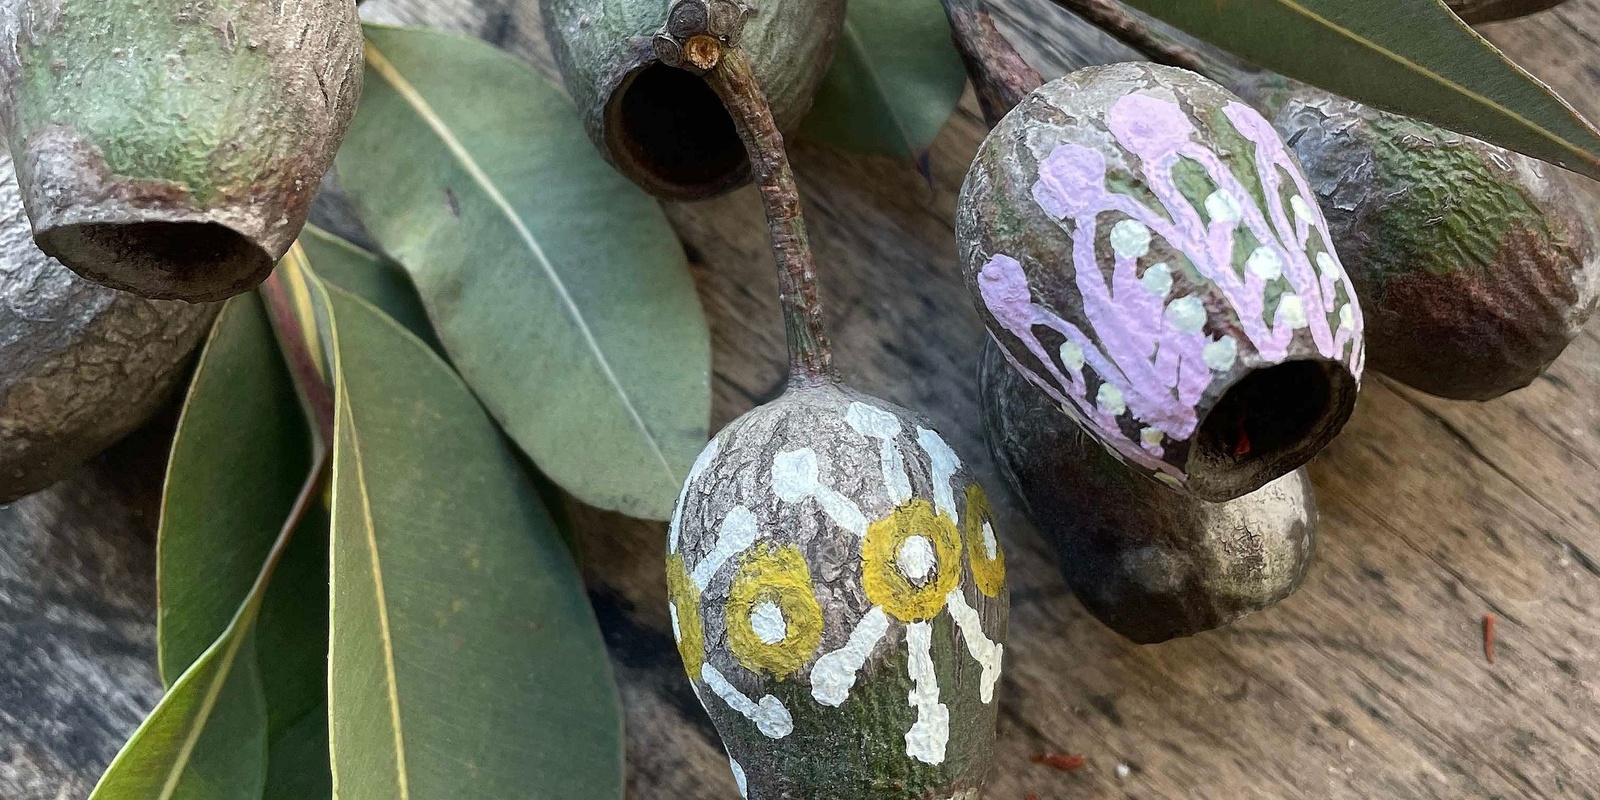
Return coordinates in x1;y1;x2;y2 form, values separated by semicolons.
801;0;968;162
157;298;311;684
1101;0;1600;180
316;276;623;799
335;24;711;521
300;225;440;352
124;295;332;800
88;625;267;800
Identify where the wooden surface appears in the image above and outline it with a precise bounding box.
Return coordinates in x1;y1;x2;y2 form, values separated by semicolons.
6;1;1600;797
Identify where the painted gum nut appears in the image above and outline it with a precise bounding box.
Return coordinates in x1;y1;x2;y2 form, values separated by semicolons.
0;0;363;302
666;383;1007;800
980;340;1314;644
542;0;844;200
0;153;217;502
1242;77;1600;401
956;62;1364;503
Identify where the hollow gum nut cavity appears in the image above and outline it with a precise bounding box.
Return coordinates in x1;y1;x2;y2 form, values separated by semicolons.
957;63;1365;501
664;383;1007;798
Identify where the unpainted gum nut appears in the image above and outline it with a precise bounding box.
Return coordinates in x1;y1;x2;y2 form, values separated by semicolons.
957;62;1364;503
542;0;843;200
667;382;1007;799
1447;0;1570;23
0;0;363;302
0;155;217;502
979;340;1315;644
1243;77;1600;401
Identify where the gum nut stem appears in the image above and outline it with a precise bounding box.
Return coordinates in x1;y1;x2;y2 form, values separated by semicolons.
1447;0;1570;23
667;382;1007;799
0;154;216;502
1242;76;1600;401
957;62;1364;503
979;340;1315;644
542;0;843;200
0;0;363;302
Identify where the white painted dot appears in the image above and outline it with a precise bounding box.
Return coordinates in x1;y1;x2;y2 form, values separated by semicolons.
669;603;683;643
897;535;937;583
980;521;999;560
1110;219;1151;259
1291;195;1312;223
730;757;748;798
1203;337;1238;371
1140;262;1173;297
1277;294;1307;328
1141;428;1164;448
1165;295;1207;333
1339;304;1355;330
1205;190;1240;223
1059;340;1085;371
1247;247;1283;280
1316;251;1338;275
750;600;788;645
1097;383;1126;416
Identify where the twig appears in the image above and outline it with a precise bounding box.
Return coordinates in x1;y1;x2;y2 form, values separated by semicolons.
655;1;835;384
939;0;1044;127
1047;0;1254;87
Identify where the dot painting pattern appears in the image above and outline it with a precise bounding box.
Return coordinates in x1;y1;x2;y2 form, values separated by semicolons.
666;391;1007;784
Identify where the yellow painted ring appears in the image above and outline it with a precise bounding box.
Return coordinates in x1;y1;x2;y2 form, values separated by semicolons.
964;484;1006;598
726;544;825;679
862;498;963;622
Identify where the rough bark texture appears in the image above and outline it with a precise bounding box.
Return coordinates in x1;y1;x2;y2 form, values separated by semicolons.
957;63;1363;502
0;154;216;502
669;382;1007;799
1243;77;1600;401
980;339;1314;644
0;0;364;302
1449;0;1570;21
940;0;1043;130
541;0;843;200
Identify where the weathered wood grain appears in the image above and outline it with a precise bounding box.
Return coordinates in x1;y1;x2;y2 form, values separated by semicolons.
6;1;1600;798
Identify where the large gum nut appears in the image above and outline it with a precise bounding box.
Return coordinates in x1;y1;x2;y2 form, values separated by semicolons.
0;154;217;502
0;0;363;302
956;62;1365;502
665;383;1007;800
1247;79;1600;401
980;339;1315;644
542;0;844;200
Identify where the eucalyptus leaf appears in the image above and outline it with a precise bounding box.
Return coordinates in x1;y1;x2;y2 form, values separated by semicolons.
336;24;711;521
1095;0;1600;180
300;225;440;352
801;0;969;162
109;295;332;800
315;277;624;799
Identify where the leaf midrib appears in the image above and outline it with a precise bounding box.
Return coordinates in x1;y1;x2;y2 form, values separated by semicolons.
1258;0;1590;167
361;40;678;485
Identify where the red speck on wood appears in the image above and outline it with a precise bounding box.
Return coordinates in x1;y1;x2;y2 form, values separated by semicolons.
1484;613;1497;663
1031;752;1087;771
1026;794;1040;800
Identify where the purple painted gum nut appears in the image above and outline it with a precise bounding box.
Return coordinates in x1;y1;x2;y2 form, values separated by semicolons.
956;62;1365;502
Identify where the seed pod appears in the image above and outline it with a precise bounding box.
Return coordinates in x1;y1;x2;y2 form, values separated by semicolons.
0;0;363;302
979;339;1314;644
667;382;1007;799
1447;0;1569;23
957;62;1364;503
1241;76;1600;400
0;155;217;502
542;0;844;200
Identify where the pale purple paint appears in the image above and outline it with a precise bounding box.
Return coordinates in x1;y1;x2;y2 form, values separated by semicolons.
983;92;1364;480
